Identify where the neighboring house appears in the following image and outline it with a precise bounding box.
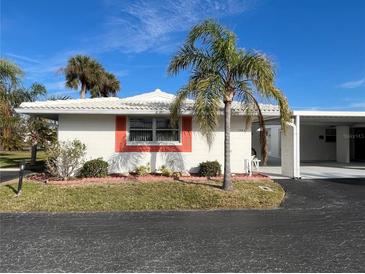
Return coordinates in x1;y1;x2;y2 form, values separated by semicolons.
15;89;279;174
16;89;365;178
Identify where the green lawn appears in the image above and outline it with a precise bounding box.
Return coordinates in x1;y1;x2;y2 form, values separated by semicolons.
0;180;285;212
0;150;46;169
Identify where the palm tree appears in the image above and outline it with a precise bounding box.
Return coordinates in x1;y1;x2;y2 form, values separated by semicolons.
0;59;24;120
168;20;291;191
1;60;47;151
91;72;120;98
0;60;24;150
0;59;23;89
64;55;103;99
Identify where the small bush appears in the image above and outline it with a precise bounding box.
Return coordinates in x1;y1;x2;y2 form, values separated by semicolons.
159;165;173;177
45;139;86;180
172;171;182;178
79;158;108;178
198;160;221;177
134;163;151;176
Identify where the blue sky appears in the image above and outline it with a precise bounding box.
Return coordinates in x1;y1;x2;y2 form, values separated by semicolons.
1;0;364;110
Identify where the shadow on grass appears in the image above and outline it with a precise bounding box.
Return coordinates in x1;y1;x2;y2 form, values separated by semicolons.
5;184;18;194
175;178;223;190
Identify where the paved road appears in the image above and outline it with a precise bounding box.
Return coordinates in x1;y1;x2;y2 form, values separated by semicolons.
0;178;364;272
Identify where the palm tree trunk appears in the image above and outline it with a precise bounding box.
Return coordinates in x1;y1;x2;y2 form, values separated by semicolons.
80;82;87;99
223;101;233;191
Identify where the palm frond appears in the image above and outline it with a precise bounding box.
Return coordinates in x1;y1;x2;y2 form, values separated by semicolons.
236;51;275;91
91;71;120;98
167;44;210;76
192;79;221;145
245;91;269;164
48;95;72;101
169;83;194;127
0;59;23;88
186;19;227;47
269;87;292;132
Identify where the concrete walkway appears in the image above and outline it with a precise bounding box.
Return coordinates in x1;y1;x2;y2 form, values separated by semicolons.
0;168;30;185
260;162;365;179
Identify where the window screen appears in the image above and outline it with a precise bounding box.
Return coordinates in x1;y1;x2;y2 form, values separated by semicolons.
156;118;180;142
128;117;180;142
129;118;153;141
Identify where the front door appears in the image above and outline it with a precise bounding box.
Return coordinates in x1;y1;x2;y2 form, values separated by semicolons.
354;128;365;161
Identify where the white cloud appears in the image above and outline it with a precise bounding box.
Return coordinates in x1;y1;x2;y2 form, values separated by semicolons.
3;0;255;98
45;80;65;91
337;77;365;89
100;0;255;53
4;53;41;64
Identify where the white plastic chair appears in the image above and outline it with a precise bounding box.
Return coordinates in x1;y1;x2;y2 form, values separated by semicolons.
244;158;252;175
251;155;261;172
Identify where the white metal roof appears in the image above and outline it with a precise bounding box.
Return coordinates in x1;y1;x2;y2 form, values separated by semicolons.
15;88;280;116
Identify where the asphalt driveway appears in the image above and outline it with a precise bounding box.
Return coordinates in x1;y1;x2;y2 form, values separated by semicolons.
0;178;364;272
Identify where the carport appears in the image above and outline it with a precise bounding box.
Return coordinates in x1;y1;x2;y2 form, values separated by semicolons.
253;111;365;179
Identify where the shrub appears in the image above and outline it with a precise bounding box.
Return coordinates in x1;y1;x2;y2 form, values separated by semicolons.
159;165;173;177
198;160;221;177
45;139;86;180
134;163;151;176
172;171;182;178
79;158;108;178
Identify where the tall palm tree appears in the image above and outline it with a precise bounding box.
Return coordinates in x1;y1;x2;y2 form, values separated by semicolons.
91;72;120;98
64;55;103;99
168;20;291;191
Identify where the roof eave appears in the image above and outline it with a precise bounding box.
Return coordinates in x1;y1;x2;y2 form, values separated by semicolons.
15;108;281;116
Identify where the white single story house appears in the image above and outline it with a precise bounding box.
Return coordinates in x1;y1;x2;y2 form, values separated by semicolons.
16;89;365;178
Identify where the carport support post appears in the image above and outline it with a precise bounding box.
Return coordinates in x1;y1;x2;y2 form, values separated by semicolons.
336;126;350;163
294;115;301;178
281;116;301;179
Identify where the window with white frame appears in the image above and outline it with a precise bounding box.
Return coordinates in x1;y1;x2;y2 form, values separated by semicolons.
128;117;180;143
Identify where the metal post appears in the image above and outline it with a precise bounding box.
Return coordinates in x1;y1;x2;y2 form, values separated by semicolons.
295;115;301;179
17;162;25;196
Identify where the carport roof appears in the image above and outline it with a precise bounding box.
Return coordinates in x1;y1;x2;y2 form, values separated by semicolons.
260;110;365;125
292;110;365;125
293;110;365;117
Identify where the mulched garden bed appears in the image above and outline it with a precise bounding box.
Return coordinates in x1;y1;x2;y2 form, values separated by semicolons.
27;172;269;186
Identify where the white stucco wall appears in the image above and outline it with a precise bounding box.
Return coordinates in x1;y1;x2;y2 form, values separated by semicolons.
58;114;251;174
300;125;336;161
